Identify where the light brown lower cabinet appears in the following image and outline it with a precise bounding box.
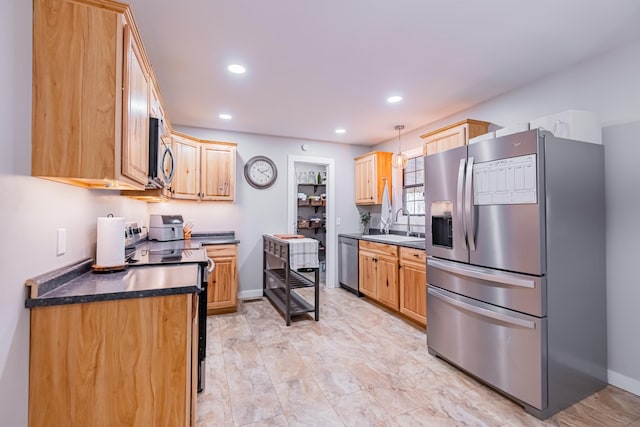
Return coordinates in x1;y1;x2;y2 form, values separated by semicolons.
358;240;399;310
358;241;427;326
205;244;238;315
28;294;198;427
399;247;427;327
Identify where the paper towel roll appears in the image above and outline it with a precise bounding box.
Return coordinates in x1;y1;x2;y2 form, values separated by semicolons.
96;216;125;267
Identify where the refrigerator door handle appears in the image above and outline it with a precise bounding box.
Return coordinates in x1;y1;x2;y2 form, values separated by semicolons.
457;158;467;249
465;157;476;251
428;287;536;329
428;258;536;289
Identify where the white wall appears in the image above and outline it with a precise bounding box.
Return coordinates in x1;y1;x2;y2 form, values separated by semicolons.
0;1;149;424
374;40;640;395
149;127;368;297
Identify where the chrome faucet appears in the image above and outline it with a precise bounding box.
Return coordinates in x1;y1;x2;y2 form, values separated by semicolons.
394;207;411;236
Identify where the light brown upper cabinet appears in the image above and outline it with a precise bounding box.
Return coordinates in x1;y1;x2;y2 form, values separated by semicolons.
421;119;490;156
32;0;154;190
121;22;150;186
172;134;201;200
201;144;236;201
171;132;237;202
354;151;392;205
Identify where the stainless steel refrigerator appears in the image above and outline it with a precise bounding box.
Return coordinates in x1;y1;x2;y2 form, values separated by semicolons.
425;129;607;419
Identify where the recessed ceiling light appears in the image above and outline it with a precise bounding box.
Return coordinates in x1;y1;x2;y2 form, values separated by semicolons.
219;113;232;120
227;64;246;74
387;95;403;103
335;128;346;134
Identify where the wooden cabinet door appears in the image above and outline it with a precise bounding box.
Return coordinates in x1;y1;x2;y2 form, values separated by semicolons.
207;256;237;312
424;124;466;156
376;255;399;310
122;23;149;185
206;245;238;314
201;144;236;201
149;83;163;119
358;252;377;298
355;155;376;204
172;136;200;200
399;261;427;326
190;293;198;426
29;295;192;427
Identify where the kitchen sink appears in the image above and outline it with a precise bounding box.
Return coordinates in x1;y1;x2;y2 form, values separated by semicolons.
360;234;424;244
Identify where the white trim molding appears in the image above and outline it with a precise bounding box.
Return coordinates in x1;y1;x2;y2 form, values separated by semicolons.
608;370;640;397
287;155;337;288
238;289;265;300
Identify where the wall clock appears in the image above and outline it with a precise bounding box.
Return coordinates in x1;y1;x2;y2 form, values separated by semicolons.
244;155;278;189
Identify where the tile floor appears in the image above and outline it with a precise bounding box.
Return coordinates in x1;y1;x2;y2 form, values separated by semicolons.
197;288;640;427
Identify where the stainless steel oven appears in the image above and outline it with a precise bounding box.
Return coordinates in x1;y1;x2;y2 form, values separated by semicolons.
127;243;212;393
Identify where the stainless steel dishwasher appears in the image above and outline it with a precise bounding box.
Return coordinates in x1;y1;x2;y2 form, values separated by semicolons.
338;236;360;295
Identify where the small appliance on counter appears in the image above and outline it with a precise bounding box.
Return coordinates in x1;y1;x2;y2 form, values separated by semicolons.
148;214;185;241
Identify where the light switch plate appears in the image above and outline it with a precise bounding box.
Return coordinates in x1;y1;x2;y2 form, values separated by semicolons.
336;217;341;226
57;228;66;256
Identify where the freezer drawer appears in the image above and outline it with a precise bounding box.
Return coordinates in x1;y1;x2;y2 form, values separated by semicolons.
427;286;547;410
427;257;545;316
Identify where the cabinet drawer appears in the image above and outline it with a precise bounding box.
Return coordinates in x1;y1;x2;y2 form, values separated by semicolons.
400;247;426;266
359;240;398;258
205;244;237;258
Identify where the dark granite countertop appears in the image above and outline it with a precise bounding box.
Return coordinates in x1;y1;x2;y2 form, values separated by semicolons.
26;259;202;308
338;232;426;250
25;231;239;309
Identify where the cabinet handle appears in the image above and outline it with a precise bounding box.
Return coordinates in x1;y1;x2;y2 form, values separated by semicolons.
413;254;420;258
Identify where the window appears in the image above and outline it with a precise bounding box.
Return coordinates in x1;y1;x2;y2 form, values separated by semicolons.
403;156;425;215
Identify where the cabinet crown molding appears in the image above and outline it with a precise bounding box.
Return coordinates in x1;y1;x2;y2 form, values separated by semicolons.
419;119;491;139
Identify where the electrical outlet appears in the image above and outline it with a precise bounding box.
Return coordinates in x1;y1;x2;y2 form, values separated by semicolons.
57;228;66;256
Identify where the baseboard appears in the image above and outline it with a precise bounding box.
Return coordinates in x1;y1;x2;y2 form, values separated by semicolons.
238;289;264;300
608;369;640;397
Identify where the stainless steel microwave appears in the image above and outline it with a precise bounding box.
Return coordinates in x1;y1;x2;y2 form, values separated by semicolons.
147;117;175;189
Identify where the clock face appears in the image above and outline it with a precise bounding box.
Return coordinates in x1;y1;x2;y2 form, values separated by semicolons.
244;156;277;189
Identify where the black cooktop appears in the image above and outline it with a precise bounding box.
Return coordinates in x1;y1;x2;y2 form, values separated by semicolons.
127;247;208;266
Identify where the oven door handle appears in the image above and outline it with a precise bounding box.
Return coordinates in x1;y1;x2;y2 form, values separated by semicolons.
428;287;536;329
207;257;215;273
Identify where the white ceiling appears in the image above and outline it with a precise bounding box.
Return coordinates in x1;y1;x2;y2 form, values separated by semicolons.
127;0;640;145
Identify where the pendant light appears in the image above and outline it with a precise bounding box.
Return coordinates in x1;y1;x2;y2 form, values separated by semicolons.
392;124;408;169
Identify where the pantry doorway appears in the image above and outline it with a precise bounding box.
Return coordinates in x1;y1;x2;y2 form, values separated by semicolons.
287;155;336;288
